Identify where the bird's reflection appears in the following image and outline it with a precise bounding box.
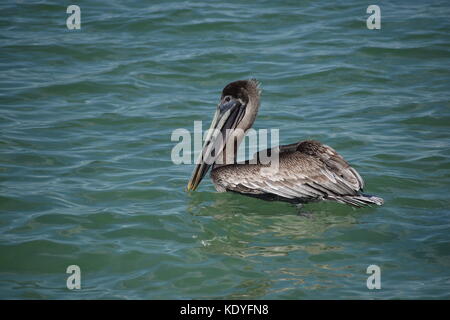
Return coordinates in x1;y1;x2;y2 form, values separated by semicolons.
187;191;363;258
186;191;371;298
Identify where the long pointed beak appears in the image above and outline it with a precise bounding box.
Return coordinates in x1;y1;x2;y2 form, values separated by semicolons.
187;98;245;191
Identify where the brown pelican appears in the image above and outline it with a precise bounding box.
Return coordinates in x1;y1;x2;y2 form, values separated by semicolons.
187;79;384;207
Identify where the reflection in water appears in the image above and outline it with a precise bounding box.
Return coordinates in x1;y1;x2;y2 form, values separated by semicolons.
187;192;364;298
188;191;360;256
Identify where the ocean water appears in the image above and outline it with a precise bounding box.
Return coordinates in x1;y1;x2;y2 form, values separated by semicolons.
1;0;449;299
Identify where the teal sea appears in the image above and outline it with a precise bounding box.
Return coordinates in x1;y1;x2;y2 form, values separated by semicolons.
1;0;449;299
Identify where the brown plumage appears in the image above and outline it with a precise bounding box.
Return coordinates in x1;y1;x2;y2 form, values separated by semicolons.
187;79;384;207
211;140;383;207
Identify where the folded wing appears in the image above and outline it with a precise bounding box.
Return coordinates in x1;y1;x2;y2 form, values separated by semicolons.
211;140;365;204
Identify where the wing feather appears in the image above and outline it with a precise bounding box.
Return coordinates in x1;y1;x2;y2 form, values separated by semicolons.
211;140;365;202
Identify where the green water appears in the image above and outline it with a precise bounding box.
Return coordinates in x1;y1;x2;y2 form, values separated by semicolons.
1;0;449;299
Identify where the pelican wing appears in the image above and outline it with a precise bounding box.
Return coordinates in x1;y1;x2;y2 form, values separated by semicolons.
212;140;365;202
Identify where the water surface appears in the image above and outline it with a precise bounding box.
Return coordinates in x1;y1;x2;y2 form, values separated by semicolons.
0;0;449;299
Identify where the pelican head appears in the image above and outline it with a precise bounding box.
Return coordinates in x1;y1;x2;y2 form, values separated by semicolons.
187;79;261;191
